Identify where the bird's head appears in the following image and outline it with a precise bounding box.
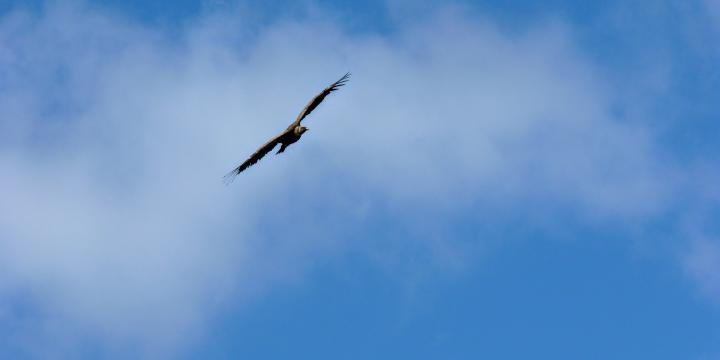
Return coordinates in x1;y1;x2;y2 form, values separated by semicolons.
295;126;308;135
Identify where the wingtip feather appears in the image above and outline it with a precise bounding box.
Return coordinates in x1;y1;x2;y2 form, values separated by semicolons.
223;169;239;185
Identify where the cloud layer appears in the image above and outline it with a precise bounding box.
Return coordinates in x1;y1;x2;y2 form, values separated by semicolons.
0;1;710;357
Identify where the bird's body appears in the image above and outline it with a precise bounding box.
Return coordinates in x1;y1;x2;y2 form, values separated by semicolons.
224;73;349;183
275;124;307;154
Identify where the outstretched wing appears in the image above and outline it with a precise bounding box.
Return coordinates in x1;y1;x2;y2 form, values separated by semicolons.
293;72;350;126
223;130;287;183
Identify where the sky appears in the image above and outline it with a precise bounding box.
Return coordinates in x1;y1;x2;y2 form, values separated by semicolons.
0;0;719;358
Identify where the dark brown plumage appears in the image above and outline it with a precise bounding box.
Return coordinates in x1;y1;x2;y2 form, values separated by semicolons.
224;72;350;183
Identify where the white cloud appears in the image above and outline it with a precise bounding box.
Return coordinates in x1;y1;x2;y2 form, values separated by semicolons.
686;238;720;300
0;1;679;356
706;0;720;26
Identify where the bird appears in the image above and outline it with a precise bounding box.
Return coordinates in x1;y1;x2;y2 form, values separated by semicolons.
223;72;350;183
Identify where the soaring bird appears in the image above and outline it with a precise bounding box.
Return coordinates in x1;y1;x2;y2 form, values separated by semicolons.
224;72;350;183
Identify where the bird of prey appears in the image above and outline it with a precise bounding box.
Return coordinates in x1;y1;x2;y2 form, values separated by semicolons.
224;72;350;183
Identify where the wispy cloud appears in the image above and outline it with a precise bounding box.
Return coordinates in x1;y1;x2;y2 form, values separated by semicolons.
0;1;713;357
706;0;720;25
686;238;720;300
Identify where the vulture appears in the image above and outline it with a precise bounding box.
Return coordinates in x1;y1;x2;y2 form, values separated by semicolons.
224;73;350;183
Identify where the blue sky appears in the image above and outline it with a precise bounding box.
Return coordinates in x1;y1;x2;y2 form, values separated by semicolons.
1;0;719;359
